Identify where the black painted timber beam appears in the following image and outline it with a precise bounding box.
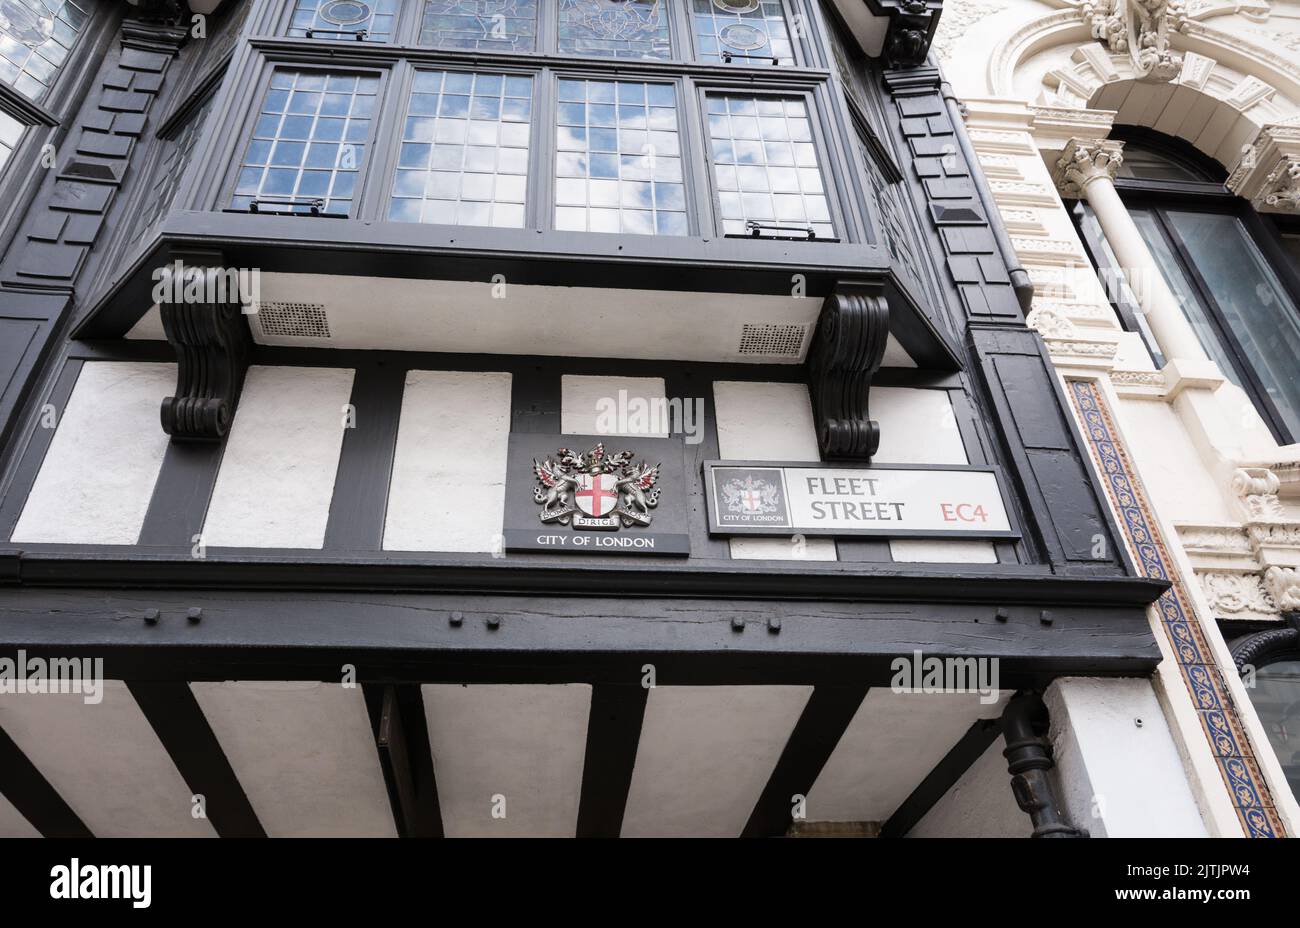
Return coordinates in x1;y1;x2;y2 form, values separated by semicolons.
743;685;869;837
0;722;92;837
127;681;266;838
576;683;649;838
879;717;1002;838
363;683;443;838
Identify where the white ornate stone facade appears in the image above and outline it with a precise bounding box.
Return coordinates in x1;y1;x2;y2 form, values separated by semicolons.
937;0;1300;836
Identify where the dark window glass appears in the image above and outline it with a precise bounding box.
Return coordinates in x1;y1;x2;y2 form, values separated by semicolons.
557;0;671;60
288;0;398;42
691;0;792;65
390;70;531;228
418;0;538;52
1165;209;1300;439
231;71;378;216
554;78;685;235
706;92;832;239
0;0;88;101
1115;142;1212;182
1246;660;1300;805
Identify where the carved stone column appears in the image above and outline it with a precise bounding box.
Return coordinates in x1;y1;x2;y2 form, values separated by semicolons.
1053;138;1208;363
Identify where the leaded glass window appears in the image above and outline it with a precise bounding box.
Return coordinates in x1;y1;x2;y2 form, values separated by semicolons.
557;0;671;60
0;108;23;173
288;0;398;42
231;71;377;216
692;0;792;65
554;78;686;236
706;93;833;239
418;0;538;52
0;0;88;102
132;96;216;246
389;70;532;228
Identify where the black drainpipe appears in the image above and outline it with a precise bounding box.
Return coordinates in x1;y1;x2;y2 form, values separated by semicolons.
1002;692;1089;837
940;80;1035;313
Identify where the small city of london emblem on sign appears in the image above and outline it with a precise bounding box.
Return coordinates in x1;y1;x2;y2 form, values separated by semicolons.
532;443;660;531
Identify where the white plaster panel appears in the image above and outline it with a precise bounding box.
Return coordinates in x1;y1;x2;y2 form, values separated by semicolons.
889;539;1000;563
561;375;668;437
383;370;512;552
202;365;355;548
621;685;813;837
190;681;395;838
0;682;215;837
808;690;1009;823
12;362;174;545
909;736;1028;837
872;387;969;465
0;791;38;837
712;380;836;561
422;683;590;837
1046;677;1207;837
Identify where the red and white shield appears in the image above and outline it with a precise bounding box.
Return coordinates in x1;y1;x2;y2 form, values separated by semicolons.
575;473;618;517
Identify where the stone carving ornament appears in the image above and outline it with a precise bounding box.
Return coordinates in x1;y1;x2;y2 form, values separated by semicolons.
1083;0;1184;82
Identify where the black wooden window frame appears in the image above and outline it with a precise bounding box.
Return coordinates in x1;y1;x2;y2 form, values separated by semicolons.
272;0;811;68
209;0;877;244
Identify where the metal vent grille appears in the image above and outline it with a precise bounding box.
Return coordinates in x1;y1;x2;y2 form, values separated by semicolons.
254;302;331;338
737;322;810;357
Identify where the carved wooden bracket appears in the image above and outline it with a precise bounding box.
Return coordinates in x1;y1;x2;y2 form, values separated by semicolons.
807;282;890;460
158;256;253;442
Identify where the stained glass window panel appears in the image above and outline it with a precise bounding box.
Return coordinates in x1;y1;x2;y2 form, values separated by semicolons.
132;95;215;245
692;0;792;65
389;71;532;228
706;93;833;239
231;71;378;216
0;0;89;102
419;0;538;52
288;0;398;42
0;109;24;174
558;0;671;60
554;79;686;236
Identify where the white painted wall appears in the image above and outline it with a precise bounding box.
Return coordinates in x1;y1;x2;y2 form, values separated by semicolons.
875;387;999;564
0;683;215;837
712;380;836;561
621;684;812;837
12;362;174;545
561;374;668;437
422;683;590;837
202;365;355;548
808;690;1008;823
0;791;38;838
909;737;1028;838
384;370;512;552
190;681;395;838
1046;677;1208;837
